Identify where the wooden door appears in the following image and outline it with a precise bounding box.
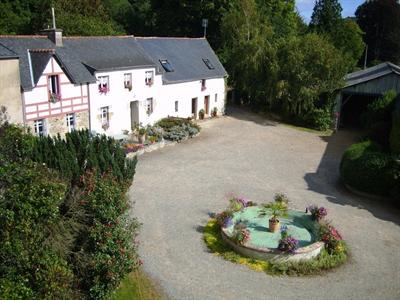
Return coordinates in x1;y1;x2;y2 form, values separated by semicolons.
204;95;210;115
192;98;198;119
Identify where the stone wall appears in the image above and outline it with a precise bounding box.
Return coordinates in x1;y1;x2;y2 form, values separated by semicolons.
27;111;89;137
0;59;23;124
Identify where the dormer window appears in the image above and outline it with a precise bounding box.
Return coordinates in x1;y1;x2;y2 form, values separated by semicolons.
203;58;215;70
145;71;154;86
124;73;132;90
48;75;61;103
98;76;109;94
160;60;174;72
201;79;206;91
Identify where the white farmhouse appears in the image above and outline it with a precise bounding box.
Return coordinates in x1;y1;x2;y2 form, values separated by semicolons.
0;27;228;137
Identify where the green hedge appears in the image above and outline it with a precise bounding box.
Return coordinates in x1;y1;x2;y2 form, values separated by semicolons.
390;111;400;155
340;140;397;197
0;124;140;299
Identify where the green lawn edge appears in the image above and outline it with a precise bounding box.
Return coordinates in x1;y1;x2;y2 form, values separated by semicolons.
111;269;164;300
203;218;348;276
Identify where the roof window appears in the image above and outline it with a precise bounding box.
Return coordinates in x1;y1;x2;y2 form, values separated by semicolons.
160;60;174;72
203;58;215;70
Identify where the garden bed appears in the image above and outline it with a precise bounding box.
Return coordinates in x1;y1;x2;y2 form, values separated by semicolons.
204;195;348;276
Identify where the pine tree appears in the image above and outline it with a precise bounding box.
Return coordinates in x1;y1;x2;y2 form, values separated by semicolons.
310;0;343;35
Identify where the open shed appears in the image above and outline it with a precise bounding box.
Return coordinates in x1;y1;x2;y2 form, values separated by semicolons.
336;62;400;129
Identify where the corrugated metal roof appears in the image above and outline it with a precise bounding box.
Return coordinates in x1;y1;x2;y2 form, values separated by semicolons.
345;62;400;87
136;37;228;84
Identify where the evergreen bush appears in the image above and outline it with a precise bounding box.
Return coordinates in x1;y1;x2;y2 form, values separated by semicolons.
360;90;397;129
390;111;400;155
0;124;140;299
340;140;396;196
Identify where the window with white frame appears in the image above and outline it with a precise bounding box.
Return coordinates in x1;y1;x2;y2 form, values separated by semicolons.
34;119;46;136
146;98;153;115
215;93;218;103
145;71;154;86
175;101;178;112
124;73;132;90
100;106;110;130
66;113;76;133
98;76;109;94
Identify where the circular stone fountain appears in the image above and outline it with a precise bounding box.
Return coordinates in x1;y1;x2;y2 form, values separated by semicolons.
221;206;324;262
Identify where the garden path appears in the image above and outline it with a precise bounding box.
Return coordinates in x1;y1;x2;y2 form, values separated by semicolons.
129;107;400;300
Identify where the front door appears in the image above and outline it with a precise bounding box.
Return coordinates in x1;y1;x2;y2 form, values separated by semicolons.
204;95;210;115
130;101;139;130
192;98;198;119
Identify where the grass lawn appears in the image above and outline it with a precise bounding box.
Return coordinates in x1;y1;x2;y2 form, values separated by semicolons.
111;269;164;300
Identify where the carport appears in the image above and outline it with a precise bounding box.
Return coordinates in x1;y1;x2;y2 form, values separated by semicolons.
335;62;400;129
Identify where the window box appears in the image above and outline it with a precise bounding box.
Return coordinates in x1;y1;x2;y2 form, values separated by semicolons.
98;76;110;94
145;71;154;87
49;91;61;103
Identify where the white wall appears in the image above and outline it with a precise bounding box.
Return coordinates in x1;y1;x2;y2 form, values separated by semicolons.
89;66;226;136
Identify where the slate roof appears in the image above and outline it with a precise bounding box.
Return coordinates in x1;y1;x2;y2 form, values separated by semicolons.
345;62;400;87
0;34;227;91
0;43;18;58
136;37;228;84
62;37;155;71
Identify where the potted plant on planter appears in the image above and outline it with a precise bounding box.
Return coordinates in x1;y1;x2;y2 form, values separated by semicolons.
199;109;205;120
138;127;146;144
260;195;288;233
211;107;218;118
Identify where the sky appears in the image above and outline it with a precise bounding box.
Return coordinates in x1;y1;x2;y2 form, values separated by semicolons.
296;0;365;23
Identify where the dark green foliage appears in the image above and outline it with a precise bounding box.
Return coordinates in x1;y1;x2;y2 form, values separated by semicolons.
310;0;343;34
356;0;400;65
0;160;77;299
390;111;400;155
340;140;397;196
361;90;397;129
0;124;140;299
304;108;332;131
72;171;140;300
31;129;136;185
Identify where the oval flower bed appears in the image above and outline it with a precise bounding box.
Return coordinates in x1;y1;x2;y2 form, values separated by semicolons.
204;195;348;275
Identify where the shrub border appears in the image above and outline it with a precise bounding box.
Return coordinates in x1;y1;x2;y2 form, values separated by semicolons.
203;218;348;276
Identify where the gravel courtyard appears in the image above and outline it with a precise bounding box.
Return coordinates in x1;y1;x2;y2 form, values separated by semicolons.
129;108;400;300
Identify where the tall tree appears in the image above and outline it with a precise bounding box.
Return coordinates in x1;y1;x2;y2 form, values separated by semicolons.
356;0;400;65
310;0;342;34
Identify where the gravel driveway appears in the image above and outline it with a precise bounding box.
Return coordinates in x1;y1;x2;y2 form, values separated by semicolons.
129;108;400;300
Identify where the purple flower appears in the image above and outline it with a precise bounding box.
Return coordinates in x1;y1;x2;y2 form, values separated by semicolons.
278;236;299;253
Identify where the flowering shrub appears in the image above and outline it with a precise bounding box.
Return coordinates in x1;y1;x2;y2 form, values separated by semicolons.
99;84;108;94
232;223;250;245
319;221;343;254
228;196;255;212
216;211;233;228
278;236;299;253
306;205;327;221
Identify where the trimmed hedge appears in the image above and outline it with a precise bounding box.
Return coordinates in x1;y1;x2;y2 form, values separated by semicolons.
340;140;397;197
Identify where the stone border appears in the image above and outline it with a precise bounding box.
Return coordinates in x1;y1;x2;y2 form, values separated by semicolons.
221;209;324;263
126;133;200;159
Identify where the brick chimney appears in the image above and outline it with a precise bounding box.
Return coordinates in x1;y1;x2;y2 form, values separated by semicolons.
40;7;63;47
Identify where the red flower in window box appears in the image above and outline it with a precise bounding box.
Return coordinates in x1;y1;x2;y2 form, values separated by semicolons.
99;84;109;94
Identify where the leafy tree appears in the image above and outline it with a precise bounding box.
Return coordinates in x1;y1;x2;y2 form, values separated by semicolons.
310;0;343;34
221;0;278;108
356;0;400;65
276;33;347;121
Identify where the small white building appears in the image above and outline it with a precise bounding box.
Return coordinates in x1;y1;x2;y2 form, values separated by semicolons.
0;29;228;137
